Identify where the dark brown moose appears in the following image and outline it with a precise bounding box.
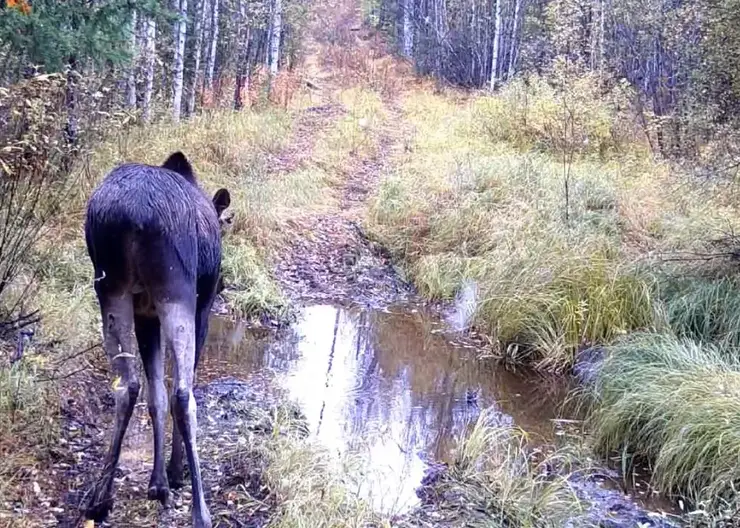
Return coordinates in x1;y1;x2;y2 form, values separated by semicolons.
83;152;231;528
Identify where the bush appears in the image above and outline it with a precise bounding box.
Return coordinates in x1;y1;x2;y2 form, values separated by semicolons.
471;73;639;159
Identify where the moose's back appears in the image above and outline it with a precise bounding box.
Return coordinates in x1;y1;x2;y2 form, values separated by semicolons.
84;162;222;304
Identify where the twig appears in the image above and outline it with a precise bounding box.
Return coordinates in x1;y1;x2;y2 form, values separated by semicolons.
50;341;103;369
659;251;739;263
37;365;90;383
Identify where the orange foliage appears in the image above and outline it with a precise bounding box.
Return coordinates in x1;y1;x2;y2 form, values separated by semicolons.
269;70;302;109
6;0;32;15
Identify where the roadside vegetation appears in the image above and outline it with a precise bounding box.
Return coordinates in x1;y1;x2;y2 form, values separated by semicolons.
366;69;740;522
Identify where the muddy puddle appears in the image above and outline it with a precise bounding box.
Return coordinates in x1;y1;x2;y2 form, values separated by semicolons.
201;303;681;524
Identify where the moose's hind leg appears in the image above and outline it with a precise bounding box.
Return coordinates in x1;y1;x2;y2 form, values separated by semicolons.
85;293;139;522
136;314;170;505
160;301;212;528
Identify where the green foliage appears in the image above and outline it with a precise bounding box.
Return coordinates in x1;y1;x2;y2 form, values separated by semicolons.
472;73;638;159
0;73;74;318
587;333;740;521
694;0;740;122
0;0;160;72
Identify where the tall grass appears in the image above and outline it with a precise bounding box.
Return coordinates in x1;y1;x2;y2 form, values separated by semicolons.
587;332;740;521
367;86;676;371
227;400;384;527
657;275;740;350
399;409;586;527
0;359;58;504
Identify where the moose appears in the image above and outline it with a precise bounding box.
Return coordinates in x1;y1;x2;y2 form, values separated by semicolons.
83;152;231;528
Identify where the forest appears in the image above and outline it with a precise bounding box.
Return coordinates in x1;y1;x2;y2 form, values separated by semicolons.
2;0;740;526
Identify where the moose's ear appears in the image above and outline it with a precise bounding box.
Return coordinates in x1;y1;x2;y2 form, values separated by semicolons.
162;151;195;182
213;188;231;217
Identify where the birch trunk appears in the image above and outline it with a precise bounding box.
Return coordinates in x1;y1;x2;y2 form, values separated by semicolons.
507;0;522;79
599;0;606;74
234;0;248;109
142;17;156;122
205;0;220;91
489;0;502;90
269;0;282;77
402;0;413;58
172;0;188;122
187;0;209;116
126;9;137;109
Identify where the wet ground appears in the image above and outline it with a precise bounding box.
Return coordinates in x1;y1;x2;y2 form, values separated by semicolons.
18;300;684;527
203;301;683;526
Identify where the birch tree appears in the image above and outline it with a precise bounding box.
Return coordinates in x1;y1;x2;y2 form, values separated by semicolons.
489;0;502;90
142;16;156;122
269;0;283;77
507;0;522;79
126;9;138;109
187;0;209;116
172;0;188;121
205;0;220;91
402;0;413;58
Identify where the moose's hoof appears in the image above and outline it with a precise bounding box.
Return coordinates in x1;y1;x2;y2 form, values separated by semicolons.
85;497;114;523
147;473;171;505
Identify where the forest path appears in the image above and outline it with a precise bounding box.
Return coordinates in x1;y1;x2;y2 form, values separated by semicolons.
266;0;416;305
31;2;422;527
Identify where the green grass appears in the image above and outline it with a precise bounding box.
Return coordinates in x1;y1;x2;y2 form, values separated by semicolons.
366;78;740;372
220;397;385;528
657;275;740;350
367;88;667;371
222;240;290;320
586;332;740;522
397;409;588;527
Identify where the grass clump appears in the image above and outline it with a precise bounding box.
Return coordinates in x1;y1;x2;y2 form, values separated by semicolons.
222;240;290;321
368;88;663;371
587;332;740;520
399;409;585;527
657;275;740;349
224;397;384;528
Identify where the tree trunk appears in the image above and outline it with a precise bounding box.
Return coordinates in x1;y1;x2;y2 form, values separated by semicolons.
126;9;138;109
269;0;282;77
205;0;220;91
172;0;188;122
234;0;250;110
507;0;522;80
187;0;209;116
142;17;156;122
599;0;606;74
402;0;413;58
489;0;501;90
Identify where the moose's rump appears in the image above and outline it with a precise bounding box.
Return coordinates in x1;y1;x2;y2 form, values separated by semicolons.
85;163;221;302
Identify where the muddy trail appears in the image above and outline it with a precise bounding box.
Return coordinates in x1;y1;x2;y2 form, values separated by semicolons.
6;2;688;528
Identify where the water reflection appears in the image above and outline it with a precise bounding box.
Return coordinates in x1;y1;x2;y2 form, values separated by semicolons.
202;304;563;513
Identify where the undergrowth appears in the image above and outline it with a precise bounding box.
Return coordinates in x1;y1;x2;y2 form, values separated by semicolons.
398;409;588;527
586;332;740;524
368;78;740;372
